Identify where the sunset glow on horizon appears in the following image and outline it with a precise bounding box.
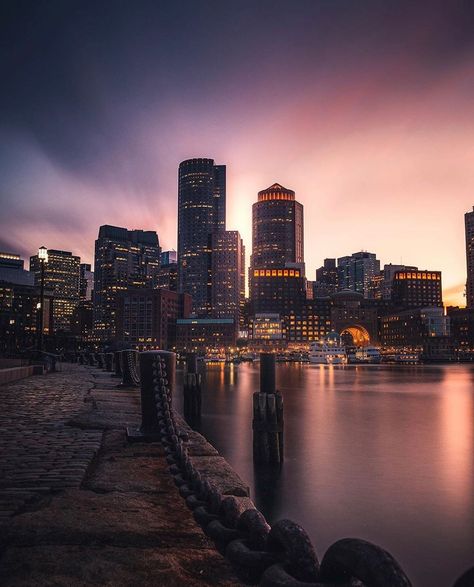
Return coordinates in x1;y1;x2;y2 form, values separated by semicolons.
1;1;473;306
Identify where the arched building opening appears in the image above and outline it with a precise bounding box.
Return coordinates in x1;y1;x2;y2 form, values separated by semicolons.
340;325;370;347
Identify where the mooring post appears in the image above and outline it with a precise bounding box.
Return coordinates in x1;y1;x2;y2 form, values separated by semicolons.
183;352;202;426
253;352;284;464
127;350;176;441
120;349;140;386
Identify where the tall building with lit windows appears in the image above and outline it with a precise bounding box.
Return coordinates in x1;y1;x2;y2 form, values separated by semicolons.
211;230;245;325
249;183;308;343
178;158;226;316
465;207;474;308
30;249;80;332
93;225;161;340
391;269;443;309
251;183;303;269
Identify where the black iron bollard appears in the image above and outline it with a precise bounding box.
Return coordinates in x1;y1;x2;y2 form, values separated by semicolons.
104;352;113;372
112;350;122;377
95;352;104;369
127;350;176;441
253;353;284;464
120;349;140;386
183;352;202;426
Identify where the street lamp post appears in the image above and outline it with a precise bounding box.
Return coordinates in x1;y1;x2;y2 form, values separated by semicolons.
37;246;48;352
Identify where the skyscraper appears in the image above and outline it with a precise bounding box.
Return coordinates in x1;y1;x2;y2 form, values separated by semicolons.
178;158;226;316
465;207;474;308
79;263;94;301
157;251;178;292
251;183;303;268
249;183;307;338
30;249;80;332
337;252;380;298
314;258;338;296
93;225;161;340
211;230;245;325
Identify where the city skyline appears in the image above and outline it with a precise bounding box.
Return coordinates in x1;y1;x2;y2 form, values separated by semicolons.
1;1;473;306
1;171;470;308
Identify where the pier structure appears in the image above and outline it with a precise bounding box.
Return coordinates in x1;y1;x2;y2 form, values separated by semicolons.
0;352;472;586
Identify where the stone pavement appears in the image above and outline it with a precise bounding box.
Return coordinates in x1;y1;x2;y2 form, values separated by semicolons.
0;365;102;522
0;366;241;586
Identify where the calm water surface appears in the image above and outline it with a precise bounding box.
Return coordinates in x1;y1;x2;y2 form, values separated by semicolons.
175;363;474;586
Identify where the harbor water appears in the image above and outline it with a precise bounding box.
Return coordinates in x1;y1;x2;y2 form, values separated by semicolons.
175;362;474;586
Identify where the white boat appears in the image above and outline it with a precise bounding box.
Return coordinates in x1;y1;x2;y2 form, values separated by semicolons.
309;333;347;364
354;346;381;363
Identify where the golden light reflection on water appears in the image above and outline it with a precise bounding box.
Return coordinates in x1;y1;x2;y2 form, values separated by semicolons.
440;372;474;506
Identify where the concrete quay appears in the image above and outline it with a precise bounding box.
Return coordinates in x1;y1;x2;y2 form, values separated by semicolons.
0;365;242;586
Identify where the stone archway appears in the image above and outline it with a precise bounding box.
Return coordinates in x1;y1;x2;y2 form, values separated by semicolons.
340;325;370;347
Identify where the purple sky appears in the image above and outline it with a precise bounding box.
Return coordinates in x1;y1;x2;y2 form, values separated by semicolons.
1;0;473;304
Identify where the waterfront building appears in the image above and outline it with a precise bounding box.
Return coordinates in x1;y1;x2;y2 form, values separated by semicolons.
250;264;306;316
249;313;283;341
330;290;379;345
211;231;245;326
380;307;450;349
391;269;442;309
466;207;474;308
314;258;338;296
0;281;53;353
116;289;191;350
381;264;417;300
79;263;94;301
30;249;80;333
249;182;306;335
286;297;333;345
157;251;178;292
0;251;34;286
337;252;380;299
93;225;161;341
447;306;474;360
176;317;236;353
178;158;225;316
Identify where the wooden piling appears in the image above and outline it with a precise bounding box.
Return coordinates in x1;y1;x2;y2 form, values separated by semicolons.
183;352;202;426
253;353;284;464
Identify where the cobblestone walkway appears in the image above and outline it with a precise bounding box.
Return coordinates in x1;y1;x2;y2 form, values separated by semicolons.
0;367;241;586
0;365;103;522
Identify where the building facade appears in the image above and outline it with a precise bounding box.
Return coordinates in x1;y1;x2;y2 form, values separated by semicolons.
176;317;236;353
391;269;442;310
251;183;303;269
465;207;474;308
0;252;35;286
177;158;226;316
79;263;94;301
93;225;161;340
30;249;80;332
116;289;191;350
380;307;450;349
211;230;245;325
337;252;380;299
447;306;474;360
157;251;178;292
0;281;53;353
314;258;338;297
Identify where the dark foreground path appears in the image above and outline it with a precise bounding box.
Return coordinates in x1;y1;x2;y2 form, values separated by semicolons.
0;366;240;586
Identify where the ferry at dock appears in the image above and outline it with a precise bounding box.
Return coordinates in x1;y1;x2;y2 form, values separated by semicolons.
309;333;347;364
